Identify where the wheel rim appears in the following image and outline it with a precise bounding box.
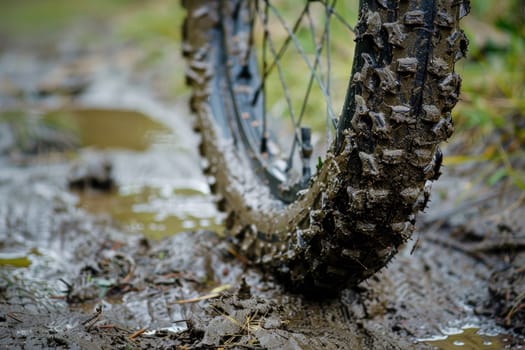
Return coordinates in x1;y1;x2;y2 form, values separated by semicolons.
216;0;357;203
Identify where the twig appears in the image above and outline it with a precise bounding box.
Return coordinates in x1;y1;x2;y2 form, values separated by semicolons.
129;327;147;339
96;324;129;332
48;295;66;300
225;245;250;265
113;253;136;284
59;278;73;299
82;304;103;331
173;293;221;304
6;312;23;323
503;278;525;325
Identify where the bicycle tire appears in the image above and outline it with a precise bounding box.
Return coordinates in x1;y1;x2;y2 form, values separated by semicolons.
182;0;469;296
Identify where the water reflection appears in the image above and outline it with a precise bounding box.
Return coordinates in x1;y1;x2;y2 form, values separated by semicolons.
46;107;224;239
421;327;522;350
77;185;223;239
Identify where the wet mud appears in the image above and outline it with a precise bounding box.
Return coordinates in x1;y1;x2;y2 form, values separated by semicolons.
1;10;525;350
1;140;524;349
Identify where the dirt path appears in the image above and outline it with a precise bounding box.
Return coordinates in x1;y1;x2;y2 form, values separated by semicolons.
1;6;524;349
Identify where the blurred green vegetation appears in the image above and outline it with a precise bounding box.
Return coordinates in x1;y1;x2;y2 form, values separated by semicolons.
0;0;142;38
0;110;79;154
0;0;523;188
453;0;525;189
458;1;524;133
0;0;184;52
253;1;358;135
250;1;525;190
0;0;187;94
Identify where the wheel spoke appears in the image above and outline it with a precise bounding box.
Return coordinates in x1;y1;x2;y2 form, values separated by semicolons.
256;3;303;157
251;2;310;106
244;0;355;184
286;2;334;172
260;0;269;154
324;1;355;33
265;1;338;129
325;0;336;145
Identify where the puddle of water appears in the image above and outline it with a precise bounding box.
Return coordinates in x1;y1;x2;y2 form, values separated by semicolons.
0;248;41;268
0;253;31;268
421;327;523;350
45;107;223;239
1;107;221;238
44;108;171;151
76;186;223;240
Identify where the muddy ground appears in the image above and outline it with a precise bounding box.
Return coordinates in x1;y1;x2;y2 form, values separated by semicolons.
1;8;525;350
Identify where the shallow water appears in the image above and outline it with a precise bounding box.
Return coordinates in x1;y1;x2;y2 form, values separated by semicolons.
0;250;33;267
76;185;222;239
45;108;171;151
49;107;223;239
421;327;522;350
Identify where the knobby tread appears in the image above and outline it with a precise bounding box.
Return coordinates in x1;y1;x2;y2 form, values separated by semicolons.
182;0;469;296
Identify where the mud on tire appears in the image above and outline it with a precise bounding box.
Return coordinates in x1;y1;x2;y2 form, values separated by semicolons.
182;0;469;295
